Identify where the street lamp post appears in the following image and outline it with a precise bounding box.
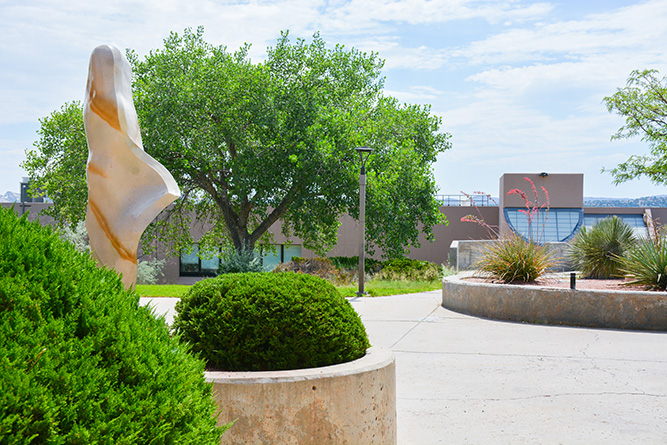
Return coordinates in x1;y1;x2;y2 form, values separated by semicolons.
355;147;373;297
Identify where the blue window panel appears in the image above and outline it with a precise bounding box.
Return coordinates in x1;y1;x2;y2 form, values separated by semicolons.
261;244;302;271
583;214;646;237
503;208;583;243
284;244;302;262
262;248;281;272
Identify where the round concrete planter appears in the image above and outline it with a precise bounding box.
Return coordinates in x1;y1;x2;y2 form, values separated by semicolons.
205;346;396;445
442;275;667;331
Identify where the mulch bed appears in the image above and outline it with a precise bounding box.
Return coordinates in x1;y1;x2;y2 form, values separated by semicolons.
461;275;665;292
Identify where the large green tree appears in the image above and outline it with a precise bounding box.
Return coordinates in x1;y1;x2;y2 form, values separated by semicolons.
23;28;450;259
22;101;87;227
603;69;667;185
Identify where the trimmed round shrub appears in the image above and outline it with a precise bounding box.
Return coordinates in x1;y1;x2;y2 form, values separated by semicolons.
569;216;636;278
173;272;370;371
0;208;224;443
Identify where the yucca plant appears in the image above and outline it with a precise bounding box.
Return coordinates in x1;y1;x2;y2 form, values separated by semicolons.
569;216;636;278
618;235;667;290
476;233;556;283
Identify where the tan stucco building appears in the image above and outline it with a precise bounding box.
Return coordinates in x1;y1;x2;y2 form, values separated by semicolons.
4;173;666;284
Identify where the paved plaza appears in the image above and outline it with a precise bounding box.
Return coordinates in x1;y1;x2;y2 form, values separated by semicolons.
141;290;667;444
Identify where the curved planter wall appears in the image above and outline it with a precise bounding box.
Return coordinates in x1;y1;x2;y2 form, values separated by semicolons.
205;346;396;445
442;276;667;331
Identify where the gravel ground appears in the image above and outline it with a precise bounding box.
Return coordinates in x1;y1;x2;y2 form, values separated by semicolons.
462;273;666;291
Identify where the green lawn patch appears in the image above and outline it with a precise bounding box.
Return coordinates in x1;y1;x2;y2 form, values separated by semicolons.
136;279;443;298
336;279;442;297
135;284;191;298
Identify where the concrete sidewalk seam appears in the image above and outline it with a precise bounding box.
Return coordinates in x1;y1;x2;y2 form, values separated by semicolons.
398;391;667;402
389;305;441;349
391;349;667;363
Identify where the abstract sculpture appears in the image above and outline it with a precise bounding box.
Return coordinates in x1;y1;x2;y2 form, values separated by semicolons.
83;45;180;289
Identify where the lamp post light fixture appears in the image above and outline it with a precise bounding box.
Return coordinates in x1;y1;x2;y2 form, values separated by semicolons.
355;147;373;297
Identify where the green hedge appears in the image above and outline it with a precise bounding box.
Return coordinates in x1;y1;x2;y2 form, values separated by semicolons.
376;258;441;281
0;208;224;443
328;256;384;274
173;272;370;371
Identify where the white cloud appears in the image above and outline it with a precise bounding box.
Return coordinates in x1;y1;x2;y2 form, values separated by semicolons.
427;0;667;198
358;38;451;70
460;0;667;65
1;0;666;198
385;85;445;103
434;84;667;198
322;0;552;26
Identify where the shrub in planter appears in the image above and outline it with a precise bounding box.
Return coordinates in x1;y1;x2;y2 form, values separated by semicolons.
569;216;636;278
376;258;440;281
618;235;667;290
0;208;224;443
173;272;370;371
475;233;556;283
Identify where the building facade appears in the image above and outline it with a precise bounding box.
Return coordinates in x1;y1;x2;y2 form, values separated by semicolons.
4;173;665;284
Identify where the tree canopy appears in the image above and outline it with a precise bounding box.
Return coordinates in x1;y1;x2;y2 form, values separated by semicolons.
23;101;87;227
23;28;450;259
603;69;667;185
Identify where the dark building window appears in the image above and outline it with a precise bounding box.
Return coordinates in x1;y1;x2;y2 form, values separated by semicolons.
179;244;220;277
179;243;302;276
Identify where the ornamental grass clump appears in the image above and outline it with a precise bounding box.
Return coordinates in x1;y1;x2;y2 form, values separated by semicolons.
0;208;224;444
569;216;636;278
475;233;556;283
173;272;370;371
619;235;667;290
463;179;555;283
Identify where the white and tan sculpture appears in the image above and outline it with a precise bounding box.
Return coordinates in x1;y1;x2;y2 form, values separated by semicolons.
83;45;180;290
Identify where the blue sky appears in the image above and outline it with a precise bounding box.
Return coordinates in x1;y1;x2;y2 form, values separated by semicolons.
1;0;667;198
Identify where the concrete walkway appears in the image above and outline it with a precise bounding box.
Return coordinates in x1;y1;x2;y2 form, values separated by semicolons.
141;291;667;444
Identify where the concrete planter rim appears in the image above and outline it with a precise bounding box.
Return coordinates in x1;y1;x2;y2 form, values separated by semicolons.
204;346;394;384
442;274;667;331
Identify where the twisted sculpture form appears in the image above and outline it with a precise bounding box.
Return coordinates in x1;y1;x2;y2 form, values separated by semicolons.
83;45;180;289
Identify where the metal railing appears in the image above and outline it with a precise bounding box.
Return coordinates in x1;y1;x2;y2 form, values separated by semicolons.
436;194;496;207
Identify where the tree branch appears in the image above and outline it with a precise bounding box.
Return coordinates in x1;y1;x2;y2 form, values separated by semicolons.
249;185;299;246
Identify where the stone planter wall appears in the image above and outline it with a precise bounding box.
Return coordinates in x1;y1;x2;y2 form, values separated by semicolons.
442;276;667;331
205;346;396;445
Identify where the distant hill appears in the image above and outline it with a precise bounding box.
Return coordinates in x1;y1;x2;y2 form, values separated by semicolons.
584;195;667;207
4;189;666;207
0;191;19;203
